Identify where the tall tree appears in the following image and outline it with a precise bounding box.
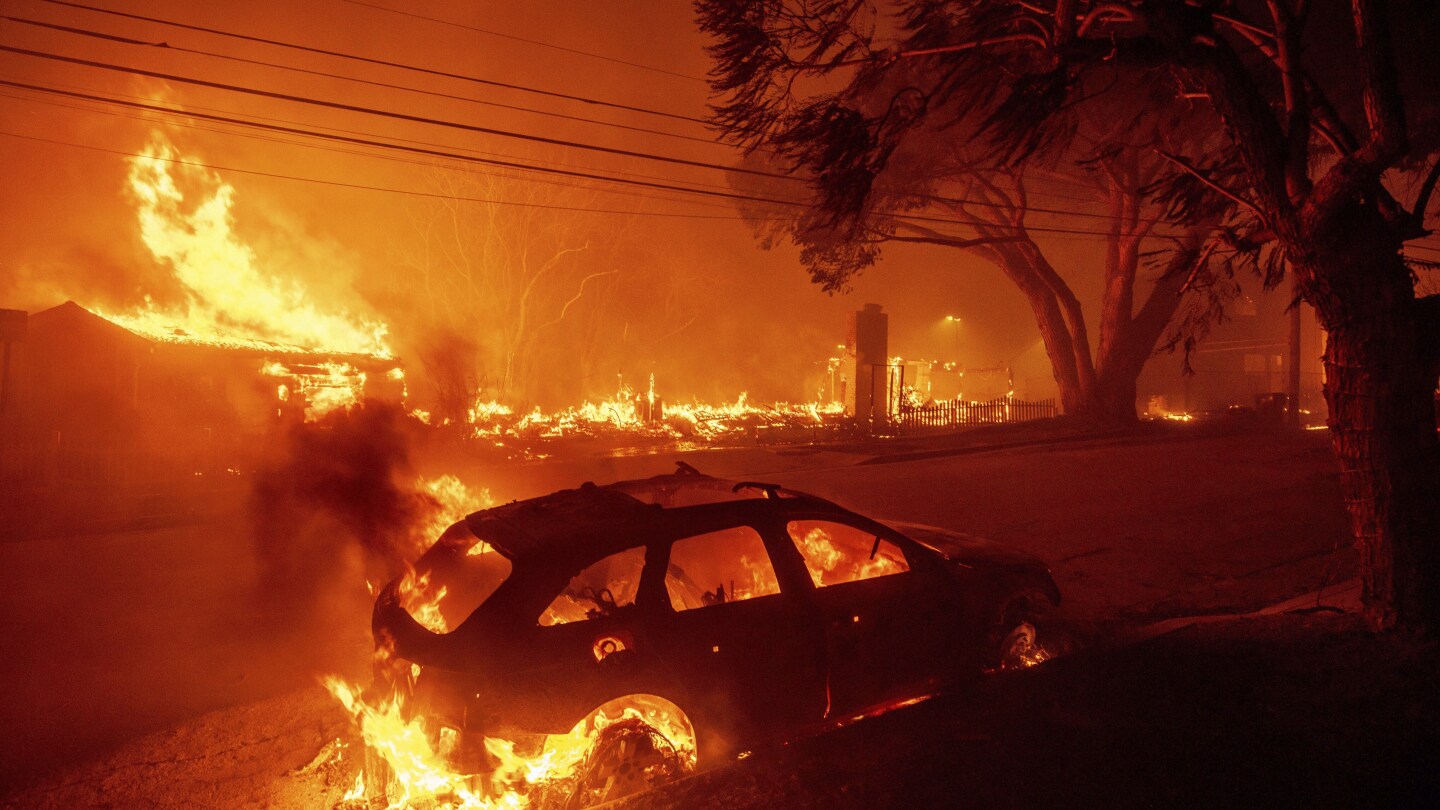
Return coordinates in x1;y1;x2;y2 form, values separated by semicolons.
702;3;1218;421
699;0;1440;631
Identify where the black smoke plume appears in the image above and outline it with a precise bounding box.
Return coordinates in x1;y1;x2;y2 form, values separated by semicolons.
248;401;438;617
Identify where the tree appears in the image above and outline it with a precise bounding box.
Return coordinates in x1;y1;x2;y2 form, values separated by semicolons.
699;0;1440;631
701;3;1219;421
389;164;699;417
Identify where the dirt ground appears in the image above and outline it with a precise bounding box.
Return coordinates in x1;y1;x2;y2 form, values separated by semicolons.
4;421;1412;809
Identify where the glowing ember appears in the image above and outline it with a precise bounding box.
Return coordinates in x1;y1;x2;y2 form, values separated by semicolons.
463;384;844;446
261;360;368;421
994;622;1053;671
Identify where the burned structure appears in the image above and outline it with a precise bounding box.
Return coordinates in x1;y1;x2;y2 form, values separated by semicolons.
0;300;402;492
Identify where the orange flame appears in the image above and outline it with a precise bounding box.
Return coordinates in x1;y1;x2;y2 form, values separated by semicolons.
102;132;390;358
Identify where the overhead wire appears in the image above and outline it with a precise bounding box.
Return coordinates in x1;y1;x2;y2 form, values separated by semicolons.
0;73;749;195
0;127;782;220
6;11;1150;209
338;0;705;83
36;0;708;123
0;75;1204;242
2;14;725;148
0;84;763;216
0;42;781;181
7;10;1171;211
0;41;1201;235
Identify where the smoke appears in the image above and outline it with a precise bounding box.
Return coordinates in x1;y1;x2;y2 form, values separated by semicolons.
248;401;442;618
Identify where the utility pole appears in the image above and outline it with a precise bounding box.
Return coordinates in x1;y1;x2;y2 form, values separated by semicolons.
0;309;27;479
1287;280;1302;427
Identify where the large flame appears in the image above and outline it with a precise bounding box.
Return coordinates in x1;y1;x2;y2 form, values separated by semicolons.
104;133;389;358
326;676;696;809
327;474;698;808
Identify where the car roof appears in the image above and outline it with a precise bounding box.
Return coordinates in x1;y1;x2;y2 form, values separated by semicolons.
461;467;853;564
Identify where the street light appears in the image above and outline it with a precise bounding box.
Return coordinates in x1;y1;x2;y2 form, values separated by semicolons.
943;316;961;363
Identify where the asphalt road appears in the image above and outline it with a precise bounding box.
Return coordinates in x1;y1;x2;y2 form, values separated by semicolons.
0;423;1352;800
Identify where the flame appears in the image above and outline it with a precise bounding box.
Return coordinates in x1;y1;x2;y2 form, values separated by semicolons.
325;678;696;808
792;526;907;587
462;383;844;446
391;475;496;634
418;475;493;549
994;622;1053;671
261;360;369;421
327;472;698;807
100;132;390;359
342;773;366;802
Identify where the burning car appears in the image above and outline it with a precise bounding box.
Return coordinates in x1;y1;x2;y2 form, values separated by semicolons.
361;464;1060;806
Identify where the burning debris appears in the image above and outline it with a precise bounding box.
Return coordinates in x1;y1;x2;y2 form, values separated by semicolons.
459;381;847;448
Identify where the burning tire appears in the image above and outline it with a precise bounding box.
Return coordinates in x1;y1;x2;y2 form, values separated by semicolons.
987;590;1057;672
562;715;694;808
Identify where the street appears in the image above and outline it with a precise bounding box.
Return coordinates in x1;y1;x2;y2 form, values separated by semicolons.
0;424;1356;806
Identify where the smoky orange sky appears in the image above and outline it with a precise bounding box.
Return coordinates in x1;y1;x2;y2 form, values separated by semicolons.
0;0;1126;406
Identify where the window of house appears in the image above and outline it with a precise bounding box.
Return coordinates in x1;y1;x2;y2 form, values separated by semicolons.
539;546;647;626
786;520;909;588
665;526;780;611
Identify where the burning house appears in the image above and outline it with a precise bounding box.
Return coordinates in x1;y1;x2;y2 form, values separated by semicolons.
1;300;402;490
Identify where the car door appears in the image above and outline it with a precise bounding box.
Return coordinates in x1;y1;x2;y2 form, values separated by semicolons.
781;516;960;716
647;522;827;750
508;544;665;732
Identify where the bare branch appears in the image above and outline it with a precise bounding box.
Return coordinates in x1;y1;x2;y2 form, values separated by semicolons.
1156;149;1268;221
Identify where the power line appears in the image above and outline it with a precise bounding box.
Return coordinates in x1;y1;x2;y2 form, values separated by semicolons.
0;76;1196;241
36;0;707;123
0;85;759;215
0;73;747;195
339;0;704;84
25;0;1242;216
0;76;808;210
3;13;722;148
0;43;1201;236
0;42;780;181
0;127;776;220
7;10;1136;209
8;12;1180;219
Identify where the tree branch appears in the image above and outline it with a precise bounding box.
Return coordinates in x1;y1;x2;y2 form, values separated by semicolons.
888;221;1027;250
1303;0;1410;231
1156;149;1268;221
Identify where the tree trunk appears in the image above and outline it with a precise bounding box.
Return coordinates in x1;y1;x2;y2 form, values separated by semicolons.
1298;220;1440;632
1088;368;1142;422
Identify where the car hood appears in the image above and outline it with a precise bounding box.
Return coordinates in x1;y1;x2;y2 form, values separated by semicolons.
882;520;1050;573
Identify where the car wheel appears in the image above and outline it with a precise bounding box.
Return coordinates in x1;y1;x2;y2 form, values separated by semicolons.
988;590;1055;672
563;716;692;808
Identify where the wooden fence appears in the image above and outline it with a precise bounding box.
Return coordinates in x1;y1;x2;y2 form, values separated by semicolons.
896;396;1056;432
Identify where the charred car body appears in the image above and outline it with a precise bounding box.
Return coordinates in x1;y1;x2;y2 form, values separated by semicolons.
372;466;1059;788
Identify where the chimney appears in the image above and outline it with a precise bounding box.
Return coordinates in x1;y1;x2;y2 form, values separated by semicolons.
843;304;888;426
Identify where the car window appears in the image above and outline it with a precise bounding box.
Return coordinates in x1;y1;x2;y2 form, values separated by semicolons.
664;526;781;612
404;521;513;633
786;520;910;588
539;546;647;626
